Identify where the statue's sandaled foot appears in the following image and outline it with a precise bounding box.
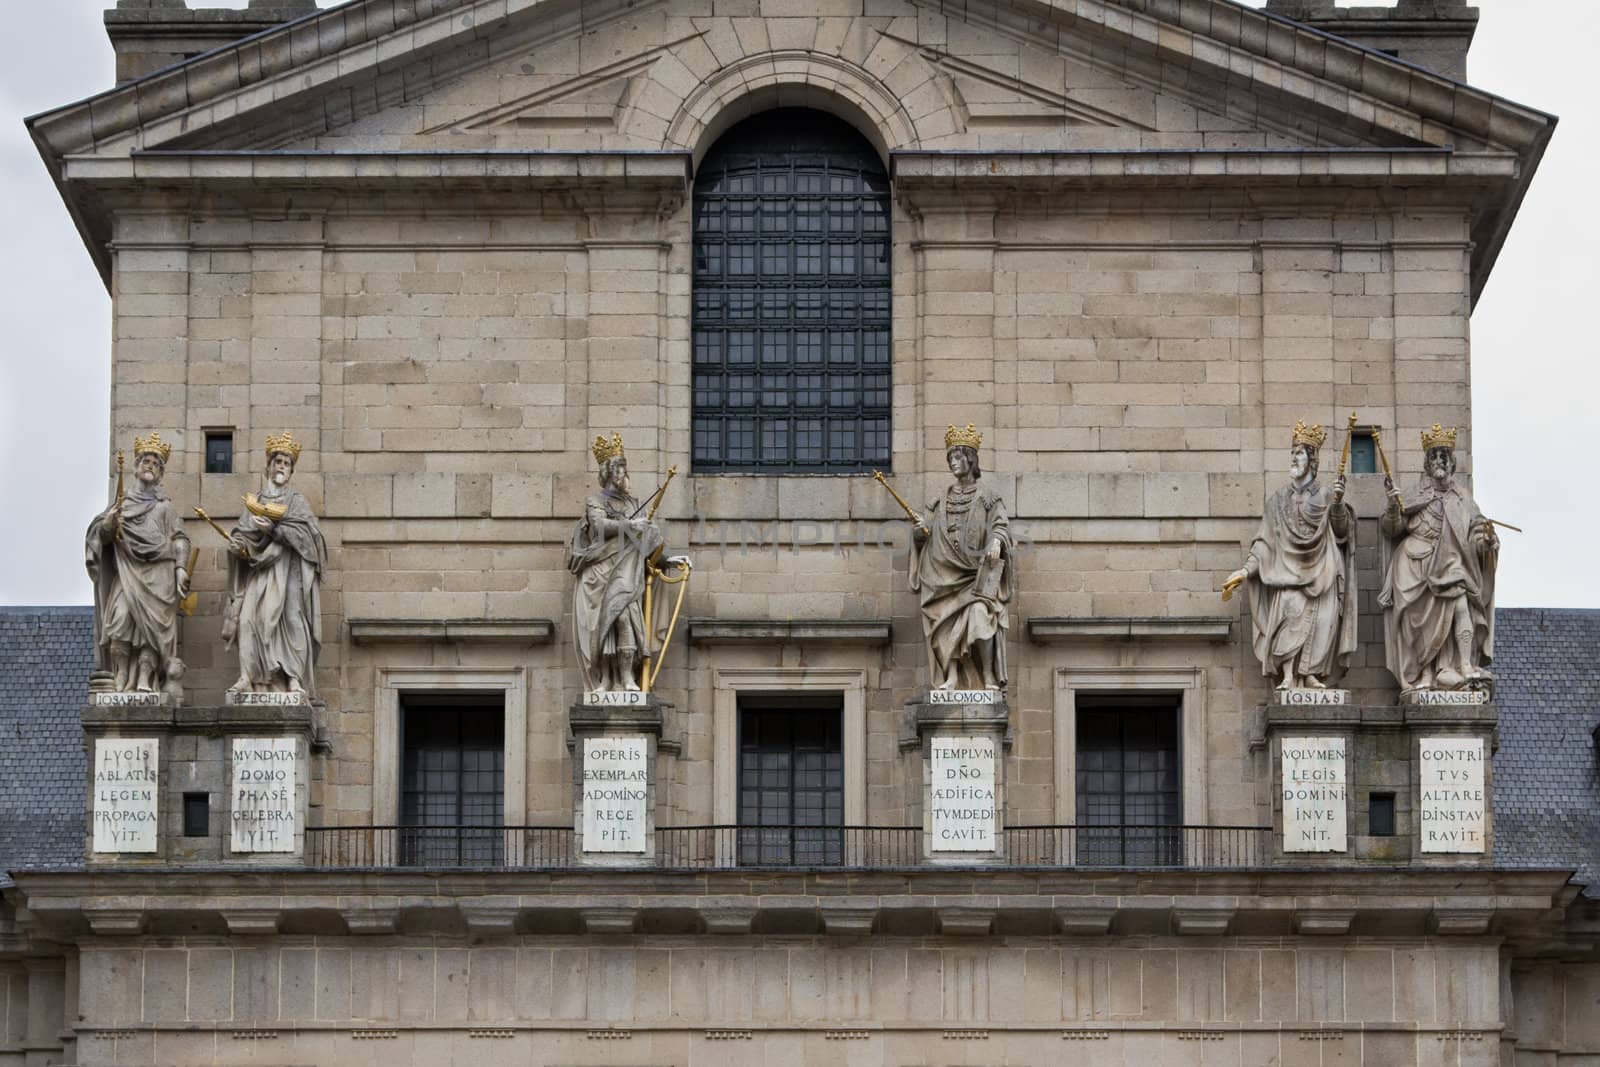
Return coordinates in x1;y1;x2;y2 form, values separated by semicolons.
228;677;251;694
1435;668;1465;690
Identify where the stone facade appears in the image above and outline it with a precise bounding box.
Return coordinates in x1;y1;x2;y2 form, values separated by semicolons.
6;1;1596;1065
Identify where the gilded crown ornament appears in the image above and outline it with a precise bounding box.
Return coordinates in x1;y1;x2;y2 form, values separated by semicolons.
1290;420;1327;449
591;432;625;465
1421;423;1458;450
132;431;172;463
944;423;982;450
264;430;302;462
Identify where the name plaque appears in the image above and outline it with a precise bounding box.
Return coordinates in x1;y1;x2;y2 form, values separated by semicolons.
1406;689;1490;706
581;736;649;853
1280;736;1347;852
929;734;998;852
1277;689;1350;706
225;690;309;707
1419;737;1486;853
927;690;1001;706
581;690;649;707
88;692;164;707
92;738;158;853
231;738;299;853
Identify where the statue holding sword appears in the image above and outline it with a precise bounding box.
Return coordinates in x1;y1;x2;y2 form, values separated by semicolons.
875;424;1013;692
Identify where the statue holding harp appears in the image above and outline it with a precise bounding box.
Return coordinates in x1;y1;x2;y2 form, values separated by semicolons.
565;433;690;694
881;424;1014;692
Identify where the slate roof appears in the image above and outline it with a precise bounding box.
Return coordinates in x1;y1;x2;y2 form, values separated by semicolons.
1491;608;1600;896
0;607;91;885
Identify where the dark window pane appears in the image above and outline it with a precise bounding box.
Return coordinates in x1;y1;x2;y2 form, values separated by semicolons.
400;697;505;866
204;431;234;474
1351;432;1378;474
1369;792;1396;837
691;109;892;472
1075;697;1182;866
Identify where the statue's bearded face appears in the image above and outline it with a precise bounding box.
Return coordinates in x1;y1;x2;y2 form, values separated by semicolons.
267;452;294;487
602;457;629;493
1426;447;1454;484
134;452;163;485
1289;444;1316;482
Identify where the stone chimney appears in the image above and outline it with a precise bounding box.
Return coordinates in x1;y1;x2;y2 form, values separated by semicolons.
104;0;318;85
1263;0;1480;82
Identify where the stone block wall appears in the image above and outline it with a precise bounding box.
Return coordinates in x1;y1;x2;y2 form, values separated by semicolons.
103;182;1477;834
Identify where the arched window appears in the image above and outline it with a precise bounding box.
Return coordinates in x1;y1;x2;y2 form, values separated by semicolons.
692;109;891;473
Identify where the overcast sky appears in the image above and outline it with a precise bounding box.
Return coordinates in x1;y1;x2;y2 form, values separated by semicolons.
0;1;1594;608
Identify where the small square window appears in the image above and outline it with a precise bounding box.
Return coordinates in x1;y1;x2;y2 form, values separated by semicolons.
1349;431;1377;474
1369;792;1396;837
204;430;234;474
183;792;210;837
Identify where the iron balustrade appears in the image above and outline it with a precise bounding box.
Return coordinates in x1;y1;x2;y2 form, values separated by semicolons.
305;824;1268;870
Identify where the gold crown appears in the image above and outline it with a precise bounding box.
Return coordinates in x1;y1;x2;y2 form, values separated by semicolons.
1421;423;1458;450
1290;420;1327;449
131;432;172;463
591;432;625;464
944;423;982;450
264;430;302;462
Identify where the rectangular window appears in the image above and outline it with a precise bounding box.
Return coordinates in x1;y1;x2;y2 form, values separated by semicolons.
1369;792;1396;837
204;429;234;474
1349;430;1378;474
1075;695;1182;866
737;697;844;866
182;792;210;837
400;693;505;866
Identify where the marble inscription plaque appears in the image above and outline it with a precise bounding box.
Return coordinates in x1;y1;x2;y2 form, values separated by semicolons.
929;734;998;852
1281;736;1347;852
581;690;649;707
225;690;309;707
1419;737;1486;853
927;690;1001;706
231;738;298;853
92;738;158;853
1406;689;1490;706
581;736;649;853
1277;688;1350;706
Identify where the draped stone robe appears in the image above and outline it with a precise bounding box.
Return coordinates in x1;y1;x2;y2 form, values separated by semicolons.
909;483;1014;688
565;488;666;692
1243;479;1358;685
226;488;327;693
84;487;188;684
1380;480;1496;691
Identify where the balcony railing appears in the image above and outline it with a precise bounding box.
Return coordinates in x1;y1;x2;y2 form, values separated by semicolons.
305;824;1269;870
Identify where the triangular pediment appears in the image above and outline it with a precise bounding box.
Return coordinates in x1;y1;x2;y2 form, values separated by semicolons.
31;0;1549;162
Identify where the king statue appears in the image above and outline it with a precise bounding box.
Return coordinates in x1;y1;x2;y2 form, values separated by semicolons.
910;424;1015;692
566;433;686;693
85;432;191;695
222;431;327;697
1224;420;1358;691
1379;423;1498;694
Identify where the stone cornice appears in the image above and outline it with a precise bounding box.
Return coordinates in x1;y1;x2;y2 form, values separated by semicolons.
7;866;1578;943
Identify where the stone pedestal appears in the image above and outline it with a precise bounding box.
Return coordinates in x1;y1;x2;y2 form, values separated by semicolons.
1403;691;1496;864
911;692;1008;864
82;701;316;865
1265;693;1356;862
1264;691;1496;866
568;693;667;867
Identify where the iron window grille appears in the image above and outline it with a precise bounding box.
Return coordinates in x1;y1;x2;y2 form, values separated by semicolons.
692;109;891;473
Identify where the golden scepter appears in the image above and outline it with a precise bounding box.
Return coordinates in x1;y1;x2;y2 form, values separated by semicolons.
1372;427;1401;510
178;547;199;616
1336;412;1358;479
193;506;250;559
112;451;125;540
871;470;923;527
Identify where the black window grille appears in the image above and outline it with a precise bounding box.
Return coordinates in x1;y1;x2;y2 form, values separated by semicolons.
737;699;844;865
399;694;505;866
692;109;891;473
1075;695;1182;865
